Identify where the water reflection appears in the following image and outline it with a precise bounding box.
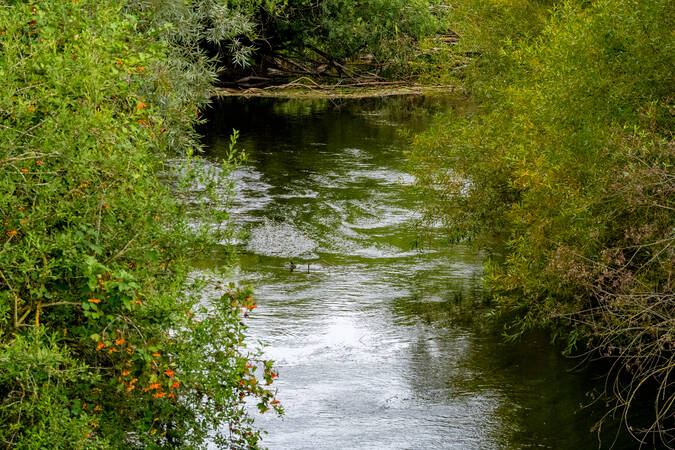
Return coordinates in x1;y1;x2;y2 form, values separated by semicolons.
201;96;629;449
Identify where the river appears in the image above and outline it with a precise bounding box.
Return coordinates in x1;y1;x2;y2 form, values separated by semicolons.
200;96;630;449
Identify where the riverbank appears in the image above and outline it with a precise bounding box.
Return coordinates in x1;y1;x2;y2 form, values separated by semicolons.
0;2;278;447
215;80;461;100
409;1;674;446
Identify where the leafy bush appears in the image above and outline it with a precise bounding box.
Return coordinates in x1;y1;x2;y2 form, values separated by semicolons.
411;0;674;444
193;0;448;78
0;1;279;447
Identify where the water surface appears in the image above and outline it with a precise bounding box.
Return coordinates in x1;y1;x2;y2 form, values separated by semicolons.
201;96;628;449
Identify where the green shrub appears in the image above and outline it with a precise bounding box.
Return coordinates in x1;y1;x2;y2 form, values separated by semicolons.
0;1;279;447
193;0;448;78
411;0;674;443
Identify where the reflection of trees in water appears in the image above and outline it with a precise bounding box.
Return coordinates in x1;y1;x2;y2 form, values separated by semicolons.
396;270;633;447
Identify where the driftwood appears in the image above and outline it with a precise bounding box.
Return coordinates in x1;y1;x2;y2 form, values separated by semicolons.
215;77;462;99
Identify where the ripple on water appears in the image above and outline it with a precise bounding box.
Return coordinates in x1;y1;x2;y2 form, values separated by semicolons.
230;167;274;219
246;218;318;258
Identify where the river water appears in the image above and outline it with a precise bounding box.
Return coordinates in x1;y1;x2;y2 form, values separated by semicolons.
201;96;629;449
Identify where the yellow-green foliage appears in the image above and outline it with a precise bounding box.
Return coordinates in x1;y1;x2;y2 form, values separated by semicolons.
0;1;279;447
412;0;674;443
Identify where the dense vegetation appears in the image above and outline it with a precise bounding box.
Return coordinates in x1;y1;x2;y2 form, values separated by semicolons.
199;0;449;82
3;0;671;447
411;0;674;445
0;1;281;447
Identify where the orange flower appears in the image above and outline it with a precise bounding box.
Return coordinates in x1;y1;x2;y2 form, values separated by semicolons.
171;381;180;389
270;372;278;379
164;369;175;377
136;102;146;111
246;304;258;310
152;352;161;358
107;347;118;354
96;342;105;351
153;392;166;398
88;298;101;304
27;106;36;112
115;337;126;345
18;206;24;211
168;393;175;399
21;168;28;173
36;160;42;166
6;230;18;237
245;364;253;369
147;382;161;391
122;370;131;376
85;433;91;438
271;400;280;405
126;384;135;392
